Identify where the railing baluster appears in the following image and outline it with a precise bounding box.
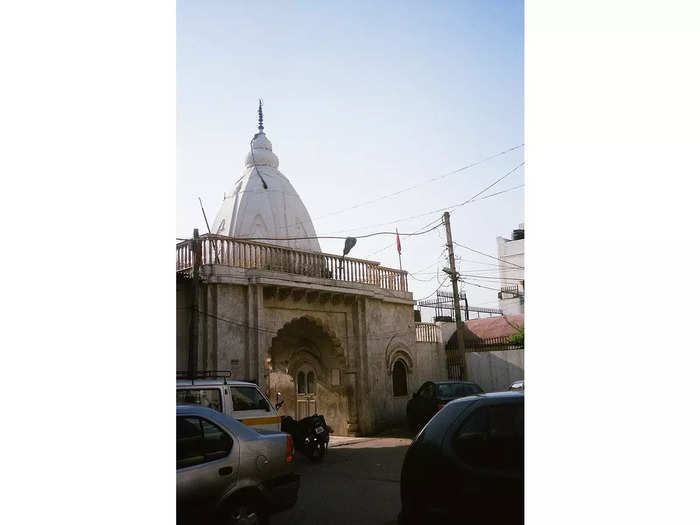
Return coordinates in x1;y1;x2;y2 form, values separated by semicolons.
178;236;411;292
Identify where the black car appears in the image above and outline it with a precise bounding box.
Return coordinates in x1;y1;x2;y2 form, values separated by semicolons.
406;381;484;432
399;392;524;525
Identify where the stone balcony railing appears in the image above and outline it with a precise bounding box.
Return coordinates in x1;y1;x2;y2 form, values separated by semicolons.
176;234;408;292
415;322;442;343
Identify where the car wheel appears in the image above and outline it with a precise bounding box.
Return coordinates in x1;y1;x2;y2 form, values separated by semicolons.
226;500;268;525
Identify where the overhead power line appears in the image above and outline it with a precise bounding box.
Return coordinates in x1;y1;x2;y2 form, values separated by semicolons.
310;144;524;222
453;241;524;269
448;163;524;212
242;144;524;237
229;221;443;243
458;280;503;292
414;276;451;302
461;274;524;282
367;216;444;257
320;163;524;237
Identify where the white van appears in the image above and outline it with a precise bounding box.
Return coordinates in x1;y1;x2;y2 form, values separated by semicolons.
176;377;281;432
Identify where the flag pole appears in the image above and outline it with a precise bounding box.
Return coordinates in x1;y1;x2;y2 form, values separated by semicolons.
396;228;402;271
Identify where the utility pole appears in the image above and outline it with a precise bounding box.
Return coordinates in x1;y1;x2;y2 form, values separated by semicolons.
443;212;468;379
188;228;201;378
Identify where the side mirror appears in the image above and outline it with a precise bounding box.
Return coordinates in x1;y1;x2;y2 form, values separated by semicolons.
412;392;417;399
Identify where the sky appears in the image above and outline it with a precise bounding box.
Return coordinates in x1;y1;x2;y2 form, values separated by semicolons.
177;0;523;315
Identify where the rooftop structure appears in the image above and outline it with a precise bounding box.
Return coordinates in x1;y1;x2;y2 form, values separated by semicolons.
212;100;322;253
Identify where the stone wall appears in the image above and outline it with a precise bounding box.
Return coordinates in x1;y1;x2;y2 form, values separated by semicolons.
370;340;448;431
467;348;524;392
175;269;449;436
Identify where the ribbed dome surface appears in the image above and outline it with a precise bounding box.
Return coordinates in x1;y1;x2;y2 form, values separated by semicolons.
212;129;321;253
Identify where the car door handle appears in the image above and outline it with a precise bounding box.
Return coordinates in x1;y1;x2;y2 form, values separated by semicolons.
218;466;233;476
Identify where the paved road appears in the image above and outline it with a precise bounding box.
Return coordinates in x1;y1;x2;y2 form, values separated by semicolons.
272;432;413;525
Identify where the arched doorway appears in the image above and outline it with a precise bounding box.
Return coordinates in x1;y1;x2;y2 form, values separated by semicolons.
268;316;349;435
296;364;317;418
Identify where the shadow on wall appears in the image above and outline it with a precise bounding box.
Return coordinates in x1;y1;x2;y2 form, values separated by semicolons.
467;349;524;392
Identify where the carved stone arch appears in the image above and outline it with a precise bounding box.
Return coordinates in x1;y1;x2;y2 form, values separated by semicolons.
385;340;414;376
271;314;346;366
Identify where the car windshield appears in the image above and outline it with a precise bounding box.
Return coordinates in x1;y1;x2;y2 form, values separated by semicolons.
176;388;223;412
437;383;480;398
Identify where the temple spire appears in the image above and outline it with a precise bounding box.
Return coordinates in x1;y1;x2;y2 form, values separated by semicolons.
257;99;264;132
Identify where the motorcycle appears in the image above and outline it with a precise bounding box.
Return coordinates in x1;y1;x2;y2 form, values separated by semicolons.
281;414;331;462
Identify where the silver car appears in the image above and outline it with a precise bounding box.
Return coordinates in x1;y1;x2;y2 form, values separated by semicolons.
177;404;299;524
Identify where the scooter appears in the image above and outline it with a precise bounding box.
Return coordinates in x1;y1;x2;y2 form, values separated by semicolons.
281;413;331;462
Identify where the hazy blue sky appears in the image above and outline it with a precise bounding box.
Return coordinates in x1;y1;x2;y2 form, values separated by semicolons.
177;0;523;312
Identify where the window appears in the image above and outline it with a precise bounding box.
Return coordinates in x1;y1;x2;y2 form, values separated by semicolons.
453;403;524;470
230;386;270;412
176;416;233;469
177;417;204;468
297;371;306;394
307;371;315;394
201;419;233;460
437;383;483;398
392;360;408;396
453;407;490;466
418;382;435;399
176;388;223;413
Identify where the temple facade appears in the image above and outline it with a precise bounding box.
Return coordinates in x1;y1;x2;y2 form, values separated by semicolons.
177;104;446;435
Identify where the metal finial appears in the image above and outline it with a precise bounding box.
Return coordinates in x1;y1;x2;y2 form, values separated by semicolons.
257;99;264;132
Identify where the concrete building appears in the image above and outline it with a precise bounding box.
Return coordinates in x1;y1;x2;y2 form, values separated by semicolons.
177;105;446;436
496;224;524;315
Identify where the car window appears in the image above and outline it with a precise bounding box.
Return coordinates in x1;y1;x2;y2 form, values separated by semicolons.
419;382;435;399
456;406;489;436
453;406;490;466
231;386;270;412
453;403;524;469
177;416;232;469
438;383;474;398
490;404;524;438
177;416;204;468
201;418;233;460
488;404;524;470
176;388;223;413
437;383;453;398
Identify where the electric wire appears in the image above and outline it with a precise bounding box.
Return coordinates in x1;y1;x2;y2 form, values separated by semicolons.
229;221;444;243
310;144;524;222
452;241;524;269
414;276;451;302
244;145;524;238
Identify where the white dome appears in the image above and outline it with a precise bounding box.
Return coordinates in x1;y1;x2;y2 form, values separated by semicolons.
213;129;321;253
244;133;279;169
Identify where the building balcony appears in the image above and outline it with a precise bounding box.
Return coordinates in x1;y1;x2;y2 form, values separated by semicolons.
415;322;442;343
498;284;523;299
176;234;409;295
